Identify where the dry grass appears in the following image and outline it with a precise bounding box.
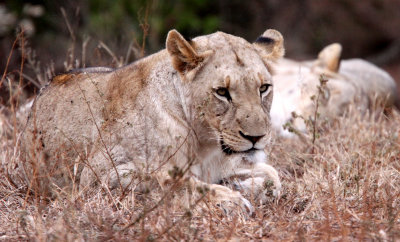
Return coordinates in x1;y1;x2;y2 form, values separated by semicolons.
1;90;400;241
1;30;400;241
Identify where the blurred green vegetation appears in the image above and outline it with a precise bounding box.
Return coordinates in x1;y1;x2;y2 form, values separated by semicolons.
2;0;221;52
85;0;220;51
1;0;399;101
3;0;399;60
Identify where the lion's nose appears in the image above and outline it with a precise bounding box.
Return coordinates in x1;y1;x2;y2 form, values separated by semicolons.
239;131;265;145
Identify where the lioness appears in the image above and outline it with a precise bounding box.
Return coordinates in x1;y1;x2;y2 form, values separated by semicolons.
271;43;399;136
20;29;284;212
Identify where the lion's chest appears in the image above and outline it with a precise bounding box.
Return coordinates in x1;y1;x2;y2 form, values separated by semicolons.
190;146;238;184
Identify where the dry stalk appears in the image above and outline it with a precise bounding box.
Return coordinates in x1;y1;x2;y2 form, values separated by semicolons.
76;82;124;193
138;0;152;58
61;7;77;71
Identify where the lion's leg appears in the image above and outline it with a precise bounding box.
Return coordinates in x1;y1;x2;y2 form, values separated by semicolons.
79;144;141;193
149;166;255;215
188;176;254;215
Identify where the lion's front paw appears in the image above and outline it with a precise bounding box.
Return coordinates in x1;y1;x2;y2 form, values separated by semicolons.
263;168;282;199
206;184;254;215
264;178;281;199
232;163;282;203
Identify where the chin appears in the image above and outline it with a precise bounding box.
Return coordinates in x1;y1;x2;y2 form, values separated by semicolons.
243;149;266;163
229;149;266;164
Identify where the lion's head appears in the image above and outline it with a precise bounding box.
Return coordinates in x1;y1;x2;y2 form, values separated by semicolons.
271;43;399;136
166;29;284;158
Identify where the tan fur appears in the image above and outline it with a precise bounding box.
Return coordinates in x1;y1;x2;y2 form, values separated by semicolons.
254;29;285;64
105;59;153;119
271;43;399;136
52;73;77;85
20;29;284;213
316;43;342;72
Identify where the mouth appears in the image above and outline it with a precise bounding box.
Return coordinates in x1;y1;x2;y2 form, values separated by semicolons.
220;139;258;155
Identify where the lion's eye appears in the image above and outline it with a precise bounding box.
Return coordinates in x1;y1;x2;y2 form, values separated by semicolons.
215;87;231;101
216;88;227;96
260;84;271;94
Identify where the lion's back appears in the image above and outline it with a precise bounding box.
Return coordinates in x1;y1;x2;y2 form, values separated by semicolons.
19;72;114;192
340;59;398;106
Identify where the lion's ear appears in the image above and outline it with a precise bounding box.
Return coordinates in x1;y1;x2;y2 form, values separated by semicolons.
166;29;212;81
315;43;342;73
253;29;285;62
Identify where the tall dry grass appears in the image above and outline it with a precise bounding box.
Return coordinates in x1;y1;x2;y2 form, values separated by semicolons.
1;92;399;240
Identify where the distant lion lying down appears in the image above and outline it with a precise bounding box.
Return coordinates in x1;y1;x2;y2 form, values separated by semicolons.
20;29;284;213
270;43;399;136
